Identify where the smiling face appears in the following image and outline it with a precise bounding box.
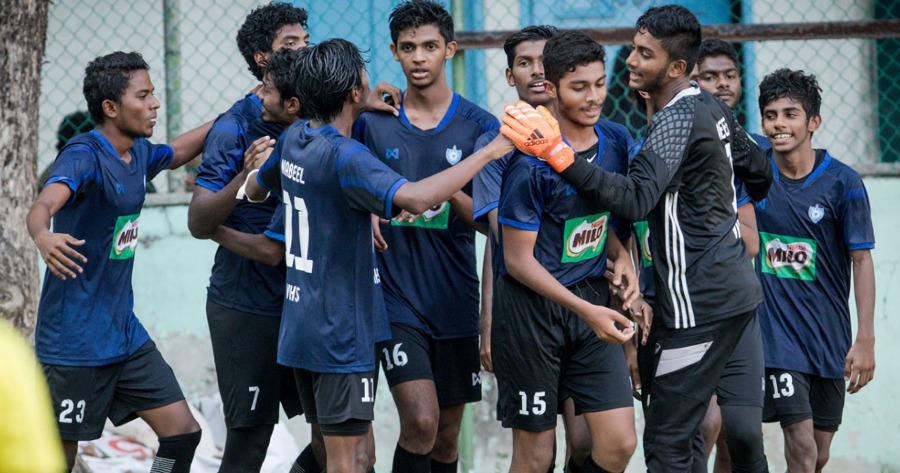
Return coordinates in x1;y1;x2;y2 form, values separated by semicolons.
697;55;741;109
626;29;671;94
761;96;821;155
506;39;550;107
391;24;456;90
548;60;607;129
261;72;291;125
110;69;160;138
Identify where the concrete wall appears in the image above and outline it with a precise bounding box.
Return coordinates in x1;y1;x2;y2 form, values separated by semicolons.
135;177;898;471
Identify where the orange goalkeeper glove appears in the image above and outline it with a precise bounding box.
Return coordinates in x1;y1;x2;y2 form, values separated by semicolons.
499;100;575;173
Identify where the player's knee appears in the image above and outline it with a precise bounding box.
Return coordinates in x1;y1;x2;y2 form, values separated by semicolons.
568;431;592;466
402;411;438;439
600;432;637;470
815;448;830;472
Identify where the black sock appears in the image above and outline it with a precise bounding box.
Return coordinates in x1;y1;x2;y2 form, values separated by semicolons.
219;425;273;473
581;456;616;473
290;443;324;473
566;457;584;473
430;458;457;473
152;430;201;473
392;444;430;473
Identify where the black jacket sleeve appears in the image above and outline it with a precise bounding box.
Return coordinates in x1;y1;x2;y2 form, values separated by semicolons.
731;120;773;202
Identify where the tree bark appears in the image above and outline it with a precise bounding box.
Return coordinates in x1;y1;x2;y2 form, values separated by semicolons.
0;0;50;338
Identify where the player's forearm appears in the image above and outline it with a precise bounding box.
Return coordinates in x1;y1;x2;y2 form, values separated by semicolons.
188;175;247;239
168;119;215;169
396;145;503;215
481;238;494;320
26;202;53;243
559;153;665;222
210;225;284;267
506;252;592;317
851;250;876;342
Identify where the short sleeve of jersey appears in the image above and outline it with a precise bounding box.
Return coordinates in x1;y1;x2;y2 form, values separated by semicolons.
263;205;286;243
734;178;751;207
840;170;875;250
473;129;504;224
498;156;544;232
44;144;100;199
336;141;407;219
143;141;175;180
195;115;247;192
256;146;283;195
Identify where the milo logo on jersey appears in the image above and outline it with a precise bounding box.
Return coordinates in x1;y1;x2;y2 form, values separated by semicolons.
109;213;140;260
633;220;653;267
562;212;609;263
391;201;449;229
760;232;817;281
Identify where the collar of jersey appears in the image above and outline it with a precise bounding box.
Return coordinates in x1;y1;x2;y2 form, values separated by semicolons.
662;83;700;110
767;148;833;188
398;92;460;134
304;122;340;136
561;124;606;165
90;130;121;157
247;92;264;111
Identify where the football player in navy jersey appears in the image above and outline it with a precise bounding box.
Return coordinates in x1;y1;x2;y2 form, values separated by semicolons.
692;38;770;473
500;6;773;472
241;38;512;473
492;31;639;473
185;5;315;471
351;2;500;472
26;51;211;473
756;69;875;473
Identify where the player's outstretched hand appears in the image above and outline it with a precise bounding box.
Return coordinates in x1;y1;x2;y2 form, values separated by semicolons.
844;338;875;394
372;214;388;252
366;81;402;117
36;231;86;280
607;256;639;310
484;130;516;160
243;135;276;171
580;304;635;344
629;296;653;346
499;101;574;173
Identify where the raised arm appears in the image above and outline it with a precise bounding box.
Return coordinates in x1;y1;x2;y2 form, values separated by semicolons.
168;119;215;170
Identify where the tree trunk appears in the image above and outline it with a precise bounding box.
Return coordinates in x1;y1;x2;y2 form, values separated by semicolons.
0;0;50;338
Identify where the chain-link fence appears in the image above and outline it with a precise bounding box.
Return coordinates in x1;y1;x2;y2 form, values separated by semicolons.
39;0;900;183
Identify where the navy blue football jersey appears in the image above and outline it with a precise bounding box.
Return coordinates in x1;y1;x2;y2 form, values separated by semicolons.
37;130;173;366
195;93;286;317
352;93;499;339
257;122;407;373
497;121;632;287
755;150;874;379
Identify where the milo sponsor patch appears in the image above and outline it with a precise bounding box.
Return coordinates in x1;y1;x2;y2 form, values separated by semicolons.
391;201;449;229
109;213;140;260
633;220;653;267
562;212;609;263
760;232;817;281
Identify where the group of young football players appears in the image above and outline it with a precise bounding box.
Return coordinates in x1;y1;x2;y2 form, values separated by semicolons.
27;1;876;473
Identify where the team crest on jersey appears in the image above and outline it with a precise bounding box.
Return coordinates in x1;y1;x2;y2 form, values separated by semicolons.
391;201;450;229
446;145;462;165
808;204;824;223
562;212;609;263
109;213;140;260
759;232;817;281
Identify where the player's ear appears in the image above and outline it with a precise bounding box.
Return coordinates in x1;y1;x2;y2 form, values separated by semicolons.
545;80;557;100
668;59;688;79
444;40;457;60
286;97;301;116
390;43;399;62
253;51;268;69
807;114;822;133
102;99;119;121
506;68;515;87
